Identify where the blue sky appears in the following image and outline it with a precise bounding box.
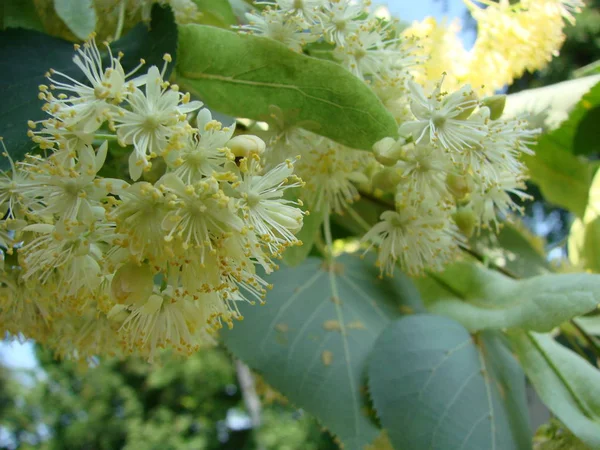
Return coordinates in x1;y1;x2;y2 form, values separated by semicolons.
387;0;468;22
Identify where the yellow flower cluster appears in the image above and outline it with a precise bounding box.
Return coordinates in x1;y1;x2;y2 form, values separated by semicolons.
404;0;583;94
0;40;305;362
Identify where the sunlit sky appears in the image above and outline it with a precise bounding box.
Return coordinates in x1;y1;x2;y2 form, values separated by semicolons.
0;0;472;372
387;0;467;22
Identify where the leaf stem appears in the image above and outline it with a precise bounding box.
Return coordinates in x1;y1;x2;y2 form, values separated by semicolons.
323;206;334;261
458;245;519;280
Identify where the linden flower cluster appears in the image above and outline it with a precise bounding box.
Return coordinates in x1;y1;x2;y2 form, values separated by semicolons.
242;0;548;276
404;0;584;94
0;39;304;361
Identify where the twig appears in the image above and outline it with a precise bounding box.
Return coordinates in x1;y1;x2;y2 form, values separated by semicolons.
458;244;519;279
235;359;263;429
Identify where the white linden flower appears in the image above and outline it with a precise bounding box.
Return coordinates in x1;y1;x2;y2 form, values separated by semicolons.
0;147;28;220
470;171;532;232
333;26;416;80
159;174;244;261
165;109;235;184
115;283;207;362
297;144;369;214
363;203;462;276
114;65;203;180
399;79;486;153
256;0;324;21
17;142;109;227
237;155;304;255
42;38;141;134
18;223;105;295
395;143;452;205
241;10;312;52
109;181;170;264
318;0;370;46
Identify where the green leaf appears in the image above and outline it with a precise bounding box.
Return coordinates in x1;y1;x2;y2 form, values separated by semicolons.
428;268;600;333
509;330;600;449
221;254;423;450
1;0;44;31
522;148;593;218
367;314;525;450
0;5;176;170
193;0;237;28
574;106;600;156
176;25;398;151
53;0;96;40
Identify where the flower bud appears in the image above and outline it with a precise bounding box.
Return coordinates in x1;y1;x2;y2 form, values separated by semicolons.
111;262;155;306
372;167;402;192
373;137;405;166
107;304;129;322
446;173;473;201
481;95;506;120
227;135;266;158
452;206;476;238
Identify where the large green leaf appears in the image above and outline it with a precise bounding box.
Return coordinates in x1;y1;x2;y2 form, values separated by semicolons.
367;314;527;450
193;0;237;28
427;267;600;333
176;25;398;151
53;0;96;40
0;5;177;170
221;254;423;450
509;331;600;449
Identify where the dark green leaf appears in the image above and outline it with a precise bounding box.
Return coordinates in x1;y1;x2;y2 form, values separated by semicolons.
367;314;522;450
176;25;398;151
0;5;177;169
574;106;600;156
221;254;422;449
1;0;44;31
